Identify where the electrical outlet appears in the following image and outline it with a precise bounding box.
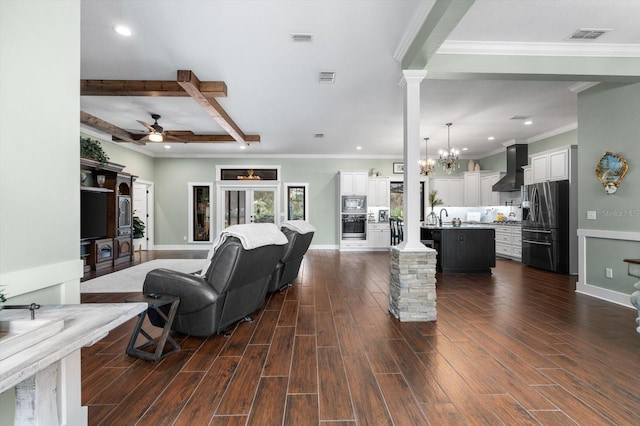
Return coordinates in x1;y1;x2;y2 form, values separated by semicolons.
587;211;597;220
605;268;613;279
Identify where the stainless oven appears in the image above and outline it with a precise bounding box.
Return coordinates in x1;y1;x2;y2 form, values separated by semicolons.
342;214;366;240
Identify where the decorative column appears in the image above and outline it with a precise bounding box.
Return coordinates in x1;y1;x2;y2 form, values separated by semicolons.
399;70;427;250
388;70;437;322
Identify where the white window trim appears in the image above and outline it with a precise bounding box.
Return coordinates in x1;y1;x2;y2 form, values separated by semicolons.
188;182;214;243
284;182;309;222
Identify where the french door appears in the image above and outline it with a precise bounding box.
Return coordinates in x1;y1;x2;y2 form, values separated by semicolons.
217;185;279;232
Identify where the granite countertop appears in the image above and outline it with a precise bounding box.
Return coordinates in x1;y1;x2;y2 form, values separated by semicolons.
0;303;146;392
421;224;496;230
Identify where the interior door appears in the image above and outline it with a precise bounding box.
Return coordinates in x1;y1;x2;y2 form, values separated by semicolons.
133;181;152;250
221;187;277;228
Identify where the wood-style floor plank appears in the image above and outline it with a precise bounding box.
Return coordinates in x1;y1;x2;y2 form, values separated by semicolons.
172;356;240;426
80;250;640;425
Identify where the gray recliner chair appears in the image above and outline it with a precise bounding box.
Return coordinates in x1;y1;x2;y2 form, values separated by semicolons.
267;221;315;293
143;230;285;336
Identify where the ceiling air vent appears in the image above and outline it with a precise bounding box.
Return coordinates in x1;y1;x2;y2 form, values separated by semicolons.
568;28;610;40
509;115;531;121
314;133;325;138
319;71;335;84
291;33;313;42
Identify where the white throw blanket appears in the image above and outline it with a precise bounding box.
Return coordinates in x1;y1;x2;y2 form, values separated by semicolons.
281;220;315;234
198;223;288;276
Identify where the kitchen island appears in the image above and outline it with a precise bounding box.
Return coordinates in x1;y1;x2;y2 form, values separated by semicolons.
421;225;495;273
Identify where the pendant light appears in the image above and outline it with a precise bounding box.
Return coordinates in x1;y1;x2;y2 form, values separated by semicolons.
420;137;436;176
438;122;460;174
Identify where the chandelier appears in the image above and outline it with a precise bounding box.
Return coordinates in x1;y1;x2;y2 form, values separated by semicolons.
420;137;436;176
439;122;459;174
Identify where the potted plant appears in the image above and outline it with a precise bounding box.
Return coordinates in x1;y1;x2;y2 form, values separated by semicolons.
80;136;110;167
426;190;443;226
132;213;146;250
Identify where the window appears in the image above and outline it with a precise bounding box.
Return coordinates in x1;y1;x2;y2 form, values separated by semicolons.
390;181;425;221
285;183;308;220
188;182;213;242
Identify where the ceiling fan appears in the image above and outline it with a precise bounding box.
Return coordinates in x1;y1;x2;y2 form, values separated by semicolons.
137;113;165;142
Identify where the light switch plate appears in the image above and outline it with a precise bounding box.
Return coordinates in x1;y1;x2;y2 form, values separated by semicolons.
587;211;596;220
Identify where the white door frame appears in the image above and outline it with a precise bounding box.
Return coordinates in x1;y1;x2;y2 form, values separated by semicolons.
133;179;154;250
216;181;281;235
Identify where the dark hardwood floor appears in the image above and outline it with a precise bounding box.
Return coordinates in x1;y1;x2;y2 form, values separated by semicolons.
81;250;640;425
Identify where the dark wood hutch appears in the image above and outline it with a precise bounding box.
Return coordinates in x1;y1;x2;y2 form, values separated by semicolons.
80;158;135;274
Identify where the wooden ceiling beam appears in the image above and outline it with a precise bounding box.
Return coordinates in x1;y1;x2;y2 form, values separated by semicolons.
81;80;227;97
80;111;145;145
112;132;260;144
177;70;248;146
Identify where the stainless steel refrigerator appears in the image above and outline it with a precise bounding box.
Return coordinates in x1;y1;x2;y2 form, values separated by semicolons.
522;180;570;274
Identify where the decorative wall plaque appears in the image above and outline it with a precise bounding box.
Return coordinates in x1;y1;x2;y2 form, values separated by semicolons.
595;151;629;194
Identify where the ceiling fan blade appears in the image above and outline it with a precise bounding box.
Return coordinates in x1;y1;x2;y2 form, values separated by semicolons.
136;120;155;132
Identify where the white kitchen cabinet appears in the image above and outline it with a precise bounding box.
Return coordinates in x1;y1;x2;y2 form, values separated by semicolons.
529;146;576;183
523;165;532;186
481;172;503;206
430;177;463;207
368;177;390;207
463;172;481;207
340;171;368;195
493;224;521;261
367;223;390;249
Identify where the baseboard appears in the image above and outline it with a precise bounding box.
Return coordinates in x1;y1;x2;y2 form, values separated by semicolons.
575;281;634;309
156;243;341;251
309;244;339;250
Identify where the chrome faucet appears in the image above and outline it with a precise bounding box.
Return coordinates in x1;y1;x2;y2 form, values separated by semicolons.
439;208;449;227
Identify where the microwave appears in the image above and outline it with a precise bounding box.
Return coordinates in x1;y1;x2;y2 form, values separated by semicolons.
341;195;366;213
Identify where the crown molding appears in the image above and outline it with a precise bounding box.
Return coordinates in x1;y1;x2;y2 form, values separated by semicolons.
527;122;577;143
438;40;640;58
567;82;600;93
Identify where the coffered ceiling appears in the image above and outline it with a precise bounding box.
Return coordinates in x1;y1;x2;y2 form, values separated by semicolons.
80;0;640;159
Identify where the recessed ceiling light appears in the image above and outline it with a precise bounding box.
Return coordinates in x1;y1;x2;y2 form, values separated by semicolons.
114;25;132;36
462;147;468;151
239;145;247;150
524;120;533;125
163;145;171;149
356;146;362;150
488;136;495;141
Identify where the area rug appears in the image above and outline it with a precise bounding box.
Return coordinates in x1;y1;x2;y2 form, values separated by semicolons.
81;259;205;293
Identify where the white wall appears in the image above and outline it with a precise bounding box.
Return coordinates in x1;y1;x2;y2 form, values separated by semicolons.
0;0;85;423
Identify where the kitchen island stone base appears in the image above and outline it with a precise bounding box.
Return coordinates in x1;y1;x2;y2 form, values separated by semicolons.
389;246;437;322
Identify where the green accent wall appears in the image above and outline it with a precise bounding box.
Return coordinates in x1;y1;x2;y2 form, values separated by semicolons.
578;82;640;294
151;157;399;246
528;130;577;156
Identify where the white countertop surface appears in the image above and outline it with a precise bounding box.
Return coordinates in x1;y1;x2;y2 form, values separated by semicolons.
0;303;146;392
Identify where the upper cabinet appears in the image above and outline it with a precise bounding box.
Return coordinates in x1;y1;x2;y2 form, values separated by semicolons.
430;177;464;207
463;172;481;206
480;172;504;206
529;146;577;183
522;165;532;186
340;171;368;195
464;171;502;207
368;177;390;207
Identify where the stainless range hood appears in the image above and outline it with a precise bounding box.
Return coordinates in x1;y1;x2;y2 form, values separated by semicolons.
492;144;528;192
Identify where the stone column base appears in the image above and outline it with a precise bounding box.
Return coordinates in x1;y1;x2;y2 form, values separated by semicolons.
389;245;437;322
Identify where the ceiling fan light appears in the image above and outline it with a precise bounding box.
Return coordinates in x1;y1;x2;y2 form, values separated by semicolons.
149;132;163;142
